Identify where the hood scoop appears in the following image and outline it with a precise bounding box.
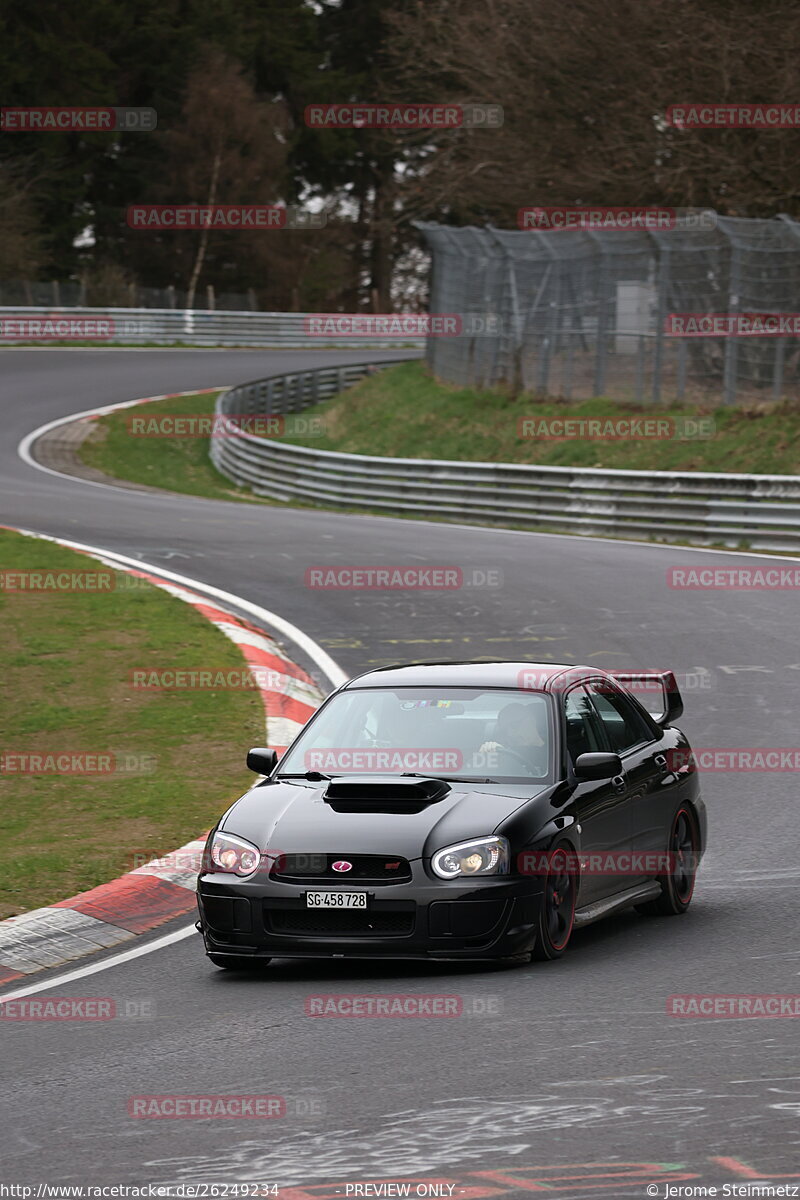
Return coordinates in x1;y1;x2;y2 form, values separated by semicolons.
322;775;451;814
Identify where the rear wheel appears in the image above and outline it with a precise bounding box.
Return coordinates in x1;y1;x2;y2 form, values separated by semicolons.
208;954;272;972
636;807;699;916
532;844;577;961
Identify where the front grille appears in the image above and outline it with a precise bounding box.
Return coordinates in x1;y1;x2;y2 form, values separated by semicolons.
270;853;412;885
265;906;415;937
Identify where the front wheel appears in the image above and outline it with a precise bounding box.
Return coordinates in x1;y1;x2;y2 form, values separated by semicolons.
208;954;272;972
636;807;699;917
532;844;577;961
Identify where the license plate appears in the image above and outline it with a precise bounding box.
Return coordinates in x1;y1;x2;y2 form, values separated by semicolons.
306;890;368;909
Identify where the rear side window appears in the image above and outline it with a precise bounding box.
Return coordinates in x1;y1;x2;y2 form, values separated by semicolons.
586;682;653;754
563;685;604;764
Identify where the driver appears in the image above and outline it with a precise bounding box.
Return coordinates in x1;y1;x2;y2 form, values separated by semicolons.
479;702;548;775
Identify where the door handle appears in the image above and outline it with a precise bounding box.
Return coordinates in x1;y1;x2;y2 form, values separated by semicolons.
611;774;626;794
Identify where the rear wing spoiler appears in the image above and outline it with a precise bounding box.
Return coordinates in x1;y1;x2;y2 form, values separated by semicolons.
609;670;684;726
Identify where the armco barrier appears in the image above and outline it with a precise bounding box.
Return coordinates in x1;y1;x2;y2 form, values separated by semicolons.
0;307;426;348
210;361;800;552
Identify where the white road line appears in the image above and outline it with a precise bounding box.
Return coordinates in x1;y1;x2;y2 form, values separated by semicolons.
0;532;346;997
10;528;348;688
0;924;198;1003
16;387;230;491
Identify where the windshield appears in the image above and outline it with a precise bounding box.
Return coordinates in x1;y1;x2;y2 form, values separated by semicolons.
277;687;554;783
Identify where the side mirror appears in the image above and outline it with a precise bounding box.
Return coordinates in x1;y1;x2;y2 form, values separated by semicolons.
246;747;278;775
574;751;623;781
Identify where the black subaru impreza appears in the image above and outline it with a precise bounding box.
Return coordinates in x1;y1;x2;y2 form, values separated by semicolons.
197;661;706;970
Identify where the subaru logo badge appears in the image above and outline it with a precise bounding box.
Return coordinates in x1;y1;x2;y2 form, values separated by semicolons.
332;860;353;873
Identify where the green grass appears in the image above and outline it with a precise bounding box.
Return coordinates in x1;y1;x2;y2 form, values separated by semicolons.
0;529;265;917
76;366;800;556
81;367;800;488
275;361;800;475
80;392;266;502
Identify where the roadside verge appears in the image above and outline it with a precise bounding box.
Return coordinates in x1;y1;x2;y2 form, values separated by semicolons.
0;529;329;985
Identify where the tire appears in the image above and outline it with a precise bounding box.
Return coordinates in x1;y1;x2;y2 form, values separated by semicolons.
532;843;577;961
636;806;699;917
208;954;272;972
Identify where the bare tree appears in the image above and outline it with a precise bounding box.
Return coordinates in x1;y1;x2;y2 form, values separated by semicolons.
384;0;800;222
138;47;291;306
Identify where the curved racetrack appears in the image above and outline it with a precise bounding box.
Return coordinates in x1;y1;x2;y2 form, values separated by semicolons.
1;348;798;1192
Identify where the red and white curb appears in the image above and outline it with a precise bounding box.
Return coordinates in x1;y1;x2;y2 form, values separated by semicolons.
0;528;328;986
17;386;228;488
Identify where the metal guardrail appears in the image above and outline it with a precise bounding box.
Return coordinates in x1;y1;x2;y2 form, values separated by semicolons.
210;360;800;552
0;307;426;348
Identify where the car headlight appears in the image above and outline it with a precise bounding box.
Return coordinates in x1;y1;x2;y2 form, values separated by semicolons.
208;831;261;877
431;836;510;880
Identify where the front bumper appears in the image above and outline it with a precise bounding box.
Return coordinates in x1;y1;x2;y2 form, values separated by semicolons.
197;867;544;961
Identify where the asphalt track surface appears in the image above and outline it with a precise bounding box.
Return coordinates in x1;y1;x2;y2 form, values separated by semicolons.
1;348;799;1194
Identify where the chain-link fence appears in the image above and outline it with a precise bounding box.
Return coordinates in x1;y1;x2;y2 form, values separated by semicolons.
416;215;800;405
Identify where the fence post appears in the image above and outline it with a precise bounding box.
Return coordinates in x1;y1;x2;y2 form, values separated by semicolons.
591;245;610;397
652;244;670;404
634;335;646;402
722;227;740;406
772;337;786;403
676;339;688;402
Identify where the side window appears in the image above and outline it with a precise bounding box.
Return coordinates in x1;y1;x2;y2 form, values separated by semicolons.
563;685;603;765
586;682;653;754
